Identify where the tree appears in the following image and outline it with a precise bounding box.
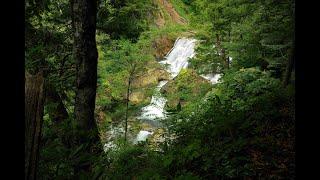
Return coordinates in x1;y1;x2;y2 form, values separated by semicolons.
96;37;149;142
70;0;102;174
189;0;294;79
115;40;147;142
96;0;154;41
25;71;45;180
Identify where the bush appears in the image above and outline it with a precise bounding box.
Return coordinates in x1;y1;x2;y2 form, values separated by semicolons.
163;68;295;179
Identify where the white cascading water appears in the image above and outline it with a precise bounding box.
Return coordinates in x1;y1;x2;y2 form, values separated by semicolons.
135;38;197;143
138;80;168;120
200;73;221;84
133;131;154;144
159;38;197;79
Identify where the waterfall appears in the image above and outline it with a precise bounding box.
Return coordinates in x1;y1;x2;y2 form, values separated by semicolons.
159;38;197;79
135;38;197;143
138;80;168;121
103;37;227;150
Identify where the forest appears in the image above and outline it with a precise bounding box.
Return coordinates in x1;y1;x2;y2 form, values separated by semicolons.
25;0;295;179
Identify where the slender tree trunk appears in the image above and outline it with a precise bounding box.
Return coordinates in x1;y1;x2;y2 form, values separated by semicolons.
71;0;101;174
215;33;220;51
227;56;230;69
124;77;131;142
124;64;136;142
25;71;45;180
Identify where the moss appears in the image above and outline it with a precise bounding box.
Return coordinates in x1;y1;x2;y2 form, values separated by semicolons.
161;69;212;108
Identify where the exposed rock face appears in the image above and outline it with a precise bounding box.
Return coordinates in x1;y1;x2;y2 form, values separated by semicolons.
153;0;187;27
152;35;175;61
155;0;187;25
159;0;187;24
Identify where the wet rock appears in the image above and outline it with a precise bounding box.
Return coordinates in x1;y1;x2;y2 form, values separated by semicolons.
152;35;175;61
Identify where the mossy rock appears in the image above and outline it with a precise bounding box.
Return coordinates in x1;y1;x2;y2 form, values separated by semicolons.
161;69;212;108
130;60;170;104
129;90;150;105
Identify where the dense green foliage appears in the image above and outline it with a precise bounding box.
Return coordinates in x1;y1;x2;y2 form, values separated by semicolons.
25;0;75;99
97;0;155;40
26;0;295;178
160;0;295;178
25;1;76;178
94;68;294;179
163;68;295;178
189;0;294;76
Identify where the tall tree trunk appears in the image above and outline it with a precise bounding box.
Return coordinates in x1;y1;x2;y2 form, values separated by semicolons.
71;0;101;174
25;71;45;180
